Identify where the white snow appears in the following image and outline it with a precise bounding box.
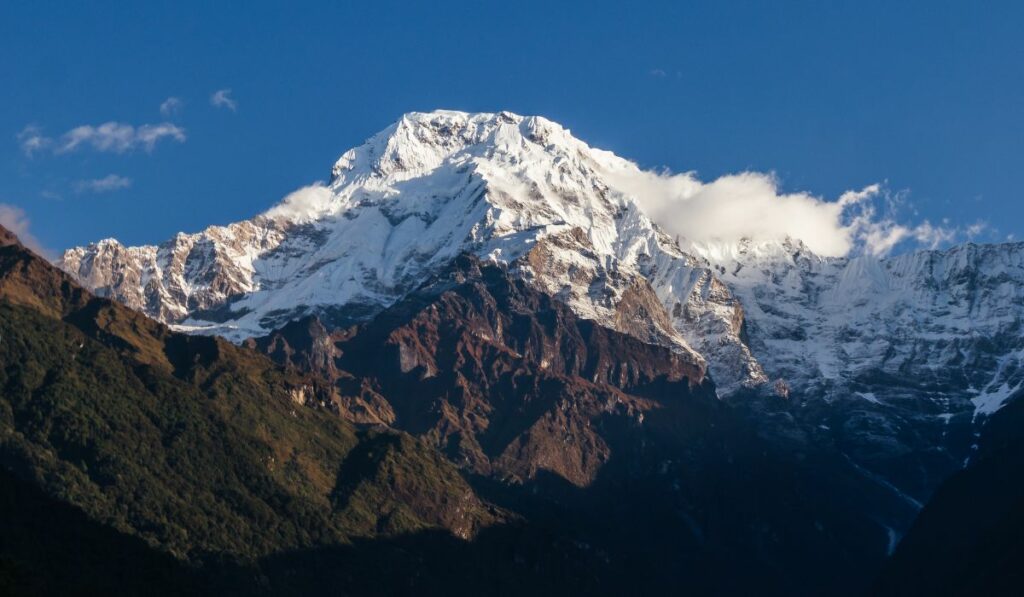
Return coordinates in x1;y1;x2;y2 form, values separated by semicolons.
970;350;1024;416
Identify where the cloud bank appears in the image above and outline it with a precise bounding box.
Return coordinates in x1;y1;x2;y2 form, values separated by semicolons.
18;122;186;155
607;168;959;257
263;168;969;259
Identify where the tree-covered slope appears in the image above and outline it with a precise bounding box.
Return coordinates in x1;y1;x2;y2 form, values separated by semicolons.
0;228;501;567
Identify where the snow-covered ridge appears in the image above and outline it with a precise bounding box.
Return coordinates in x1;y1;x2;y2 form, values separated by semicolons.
59;110;765;392
690;237;1024;410
676;235;1024;513
57;109;1024;417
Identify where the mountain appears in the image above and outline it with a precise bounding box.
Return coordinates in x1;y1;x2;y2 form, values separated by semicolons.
60;111;1024;516
58;110;764;393
3;223;912;596
50;110;1024;592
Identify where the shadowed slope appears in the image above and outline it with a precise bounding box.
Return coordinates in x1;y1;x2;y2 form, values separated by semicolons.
875;391;1024;596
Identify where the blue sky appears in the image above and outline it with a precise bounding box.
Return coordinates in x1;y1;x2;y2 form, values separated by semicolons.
2;0;1022;255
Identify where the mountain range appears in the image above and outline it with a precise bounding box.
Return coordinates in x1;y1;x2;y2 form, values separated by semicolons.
2;110;1021;595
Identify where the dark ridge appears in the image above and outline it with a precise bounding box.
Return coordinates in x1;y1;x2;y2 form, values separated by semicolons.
0;467;220;596
874;392;1024;596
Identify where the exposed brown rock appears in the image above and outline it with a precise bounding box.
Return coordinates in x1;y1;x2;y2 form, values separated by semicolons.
254;255;714;487
0;224;21;248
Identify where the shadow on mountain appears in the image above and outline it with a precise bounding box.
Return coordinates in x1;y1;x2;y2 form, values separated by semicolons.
0;467;227;597
874;392;1024;596
256;524;607;596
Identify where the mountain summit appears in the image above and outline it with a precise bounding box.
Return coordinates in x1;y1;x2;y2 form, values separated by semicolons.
59;110;765;392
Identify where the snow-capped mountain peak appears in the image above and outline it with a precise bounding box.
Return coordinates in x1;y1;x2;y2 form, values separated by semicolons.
58;108;1024;419
59;110;766;392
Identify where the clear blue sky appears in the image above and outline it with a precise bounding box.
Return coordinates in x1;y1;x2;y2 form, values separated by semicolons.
2;0;1022;253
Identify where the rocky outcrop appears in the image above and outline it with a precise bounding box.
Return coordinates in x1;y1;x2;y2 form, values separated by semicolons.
254;256;712;486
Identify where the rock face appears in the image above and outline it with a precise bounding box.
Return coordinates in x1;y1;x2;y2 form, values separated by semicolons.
253;255;714;487
59;220;287;324
0;226;21;248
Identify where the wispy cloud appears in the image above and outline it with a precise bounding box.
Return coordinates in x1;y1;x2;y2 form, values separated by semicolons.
210;88;237;111
18;122;186;156
0;203;49;257
59;122;186;153
16;125;50;156
648;68;667;78
965;221;988;240
159;96;184;117
74;174;133;194
843;190;960;256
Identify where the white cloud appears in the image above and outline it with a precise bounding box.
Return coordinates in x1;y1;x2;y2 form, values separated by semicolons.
609;169;861;256
59;122;186;153
210;89;237;111
965;221;987;240
19;122;186;155
606;167;960;258
844;194;958;256
263;184;333;223
17;125;51;156
0;203;49;256
75;174;133;194
159;97;184;117
911;221;958;249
